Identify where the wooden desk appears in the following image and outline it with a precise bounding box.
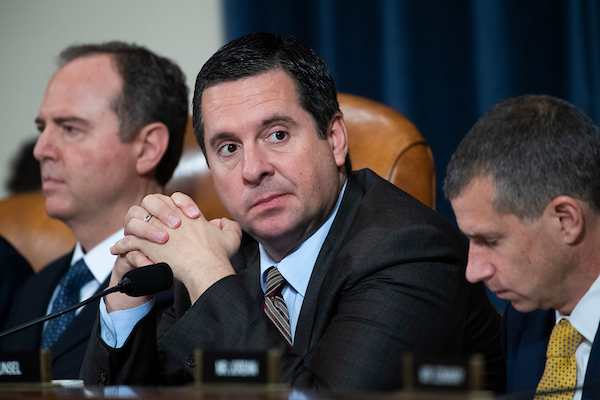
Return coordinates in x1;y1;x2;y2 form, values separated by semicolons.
0;384;497;399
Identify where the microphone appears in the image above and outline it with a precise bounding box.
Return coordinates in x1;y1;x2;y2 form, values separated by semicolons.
118;262;173;297
0;262;173;339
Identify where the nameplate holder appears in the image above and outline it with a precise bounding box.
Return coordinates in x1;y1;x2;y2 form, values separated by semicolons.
193;349;281;386
403;353;484;392
0;350;51;384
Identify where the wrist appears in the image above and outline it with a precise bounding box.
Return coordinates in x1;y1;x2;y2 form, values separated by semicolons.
183;260;235;303
105;291;153;313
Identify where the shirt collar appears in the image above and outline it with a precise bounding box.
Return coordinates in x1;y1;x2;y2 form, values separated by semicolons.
71;229;124;285
556;273;600;343
260;179;348;296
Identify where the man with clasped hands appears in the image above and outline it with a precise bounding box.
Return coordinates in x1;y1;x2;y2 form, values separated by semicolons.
82;32;505;391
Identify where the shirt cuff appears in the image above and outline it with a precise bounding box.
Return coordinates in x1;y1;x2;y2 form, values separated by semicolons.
99;296;155;348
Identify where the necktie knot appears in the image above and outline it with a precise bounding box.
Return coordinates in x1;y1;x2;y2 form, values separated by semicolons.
546;319;584;358
265;266;285;298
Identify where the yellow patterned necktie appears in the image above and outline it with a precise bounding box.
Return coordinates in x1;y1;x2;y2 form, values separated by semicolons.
535;319;584;400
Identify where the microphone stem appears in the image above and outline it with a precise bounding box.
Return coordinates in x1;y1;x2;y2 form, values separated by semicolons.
0;285;122;339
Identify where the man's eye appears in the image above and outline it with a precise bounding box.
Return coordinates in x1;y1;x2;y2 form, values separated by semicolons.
63;125;79;134
269;131;287;141
472;237;498;248
220;143;238;155
484;240;498;248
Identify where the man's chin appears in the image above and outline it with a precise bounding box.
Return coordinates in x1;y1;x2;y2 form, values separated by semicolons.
246;220;300;247
249;226;292;243
43;199;74;222
509;299;538;314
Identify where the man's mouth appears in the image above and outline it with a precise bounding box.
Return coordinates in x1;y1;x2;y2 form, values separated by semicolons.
251;193;287;210
41;175;65;190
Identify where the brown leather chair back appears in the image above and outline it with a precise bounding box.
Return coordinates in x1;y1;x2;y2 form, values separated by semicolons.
339;93;435;207
0;93;434;272
0;192;75;272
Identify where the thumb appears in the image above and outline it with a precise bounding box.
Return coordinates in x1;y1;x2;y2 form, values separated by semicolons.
219;218;243;255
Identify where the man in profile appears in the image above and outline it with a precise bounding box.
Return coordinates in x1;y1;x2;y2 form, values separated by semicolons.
445;94;600;399
0;41;188;379
83;33;505;391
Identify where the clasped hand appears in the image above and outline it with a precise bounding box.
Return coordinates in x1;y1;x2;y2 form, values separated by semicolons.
107;192;242;310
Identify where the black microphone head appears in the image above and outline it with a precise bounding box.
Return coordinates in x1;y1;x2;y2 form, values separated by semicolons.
120;263;173;297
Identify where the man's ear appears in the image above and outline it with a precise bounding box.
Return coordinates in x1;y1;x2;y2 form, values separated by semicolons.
546;196;585;245
134;122;169;176
327;112;348;168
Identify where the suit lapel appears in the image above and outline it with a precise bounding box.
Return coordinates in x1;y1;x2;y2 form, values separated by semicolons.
509;309;554;394
1;254;72;351
235;234;261;303
583;319;600;399
25;255;72;321
294;175;363;355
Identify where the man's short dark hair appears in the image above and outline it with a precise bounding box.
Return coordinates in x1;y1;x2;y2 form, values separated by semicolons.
59;41;189;186
192;32;351;172
444;94;600;221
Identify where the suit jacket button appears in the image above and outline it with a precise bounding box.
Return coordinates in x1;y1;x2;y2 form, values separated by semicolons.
187;355;196;367
98;370;108;387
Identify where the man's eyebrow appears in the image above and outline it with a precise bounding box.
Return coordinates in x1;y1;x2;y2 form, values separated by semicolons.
34;116;89;127
54;116;89;126
209;132;236;150
258;114;296;128
464;231;503;241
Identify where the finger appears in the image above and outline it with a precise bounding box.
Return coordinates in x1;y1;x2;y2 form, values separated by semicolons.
109;255;136;285
141;194;181;228
218;218;243;255
111;235;146;256
208;218;222;228
126;214;169;244
171;192;201;219
124;205;151;235
221;219;242;243
219;217;241;233
124;250;155;269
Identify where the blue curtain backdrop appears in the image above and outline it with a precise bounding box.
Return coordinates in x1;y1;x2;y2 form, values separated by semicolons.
223;0;600;310
224;0;600;219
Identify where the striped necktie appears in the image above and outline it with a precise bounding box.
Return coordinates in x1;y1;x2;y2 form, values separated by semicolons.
263;267;292;347
41;258;94;349
535;319;584;400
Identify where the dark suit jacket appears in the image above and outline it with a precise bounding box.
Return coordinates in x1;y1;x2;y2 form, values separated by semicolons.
0;251;174;380
503;305;600;399
82;169;505;391
0;236;34;328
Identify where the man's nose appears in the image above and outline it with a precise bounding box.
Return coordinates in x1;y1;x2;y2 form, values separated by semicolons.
241;145;274;185
33;126;57;162
465;245;494;284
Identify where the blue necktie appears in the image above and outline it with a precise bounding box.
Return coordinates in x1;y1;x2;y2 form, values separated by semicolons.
41;258;94;349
